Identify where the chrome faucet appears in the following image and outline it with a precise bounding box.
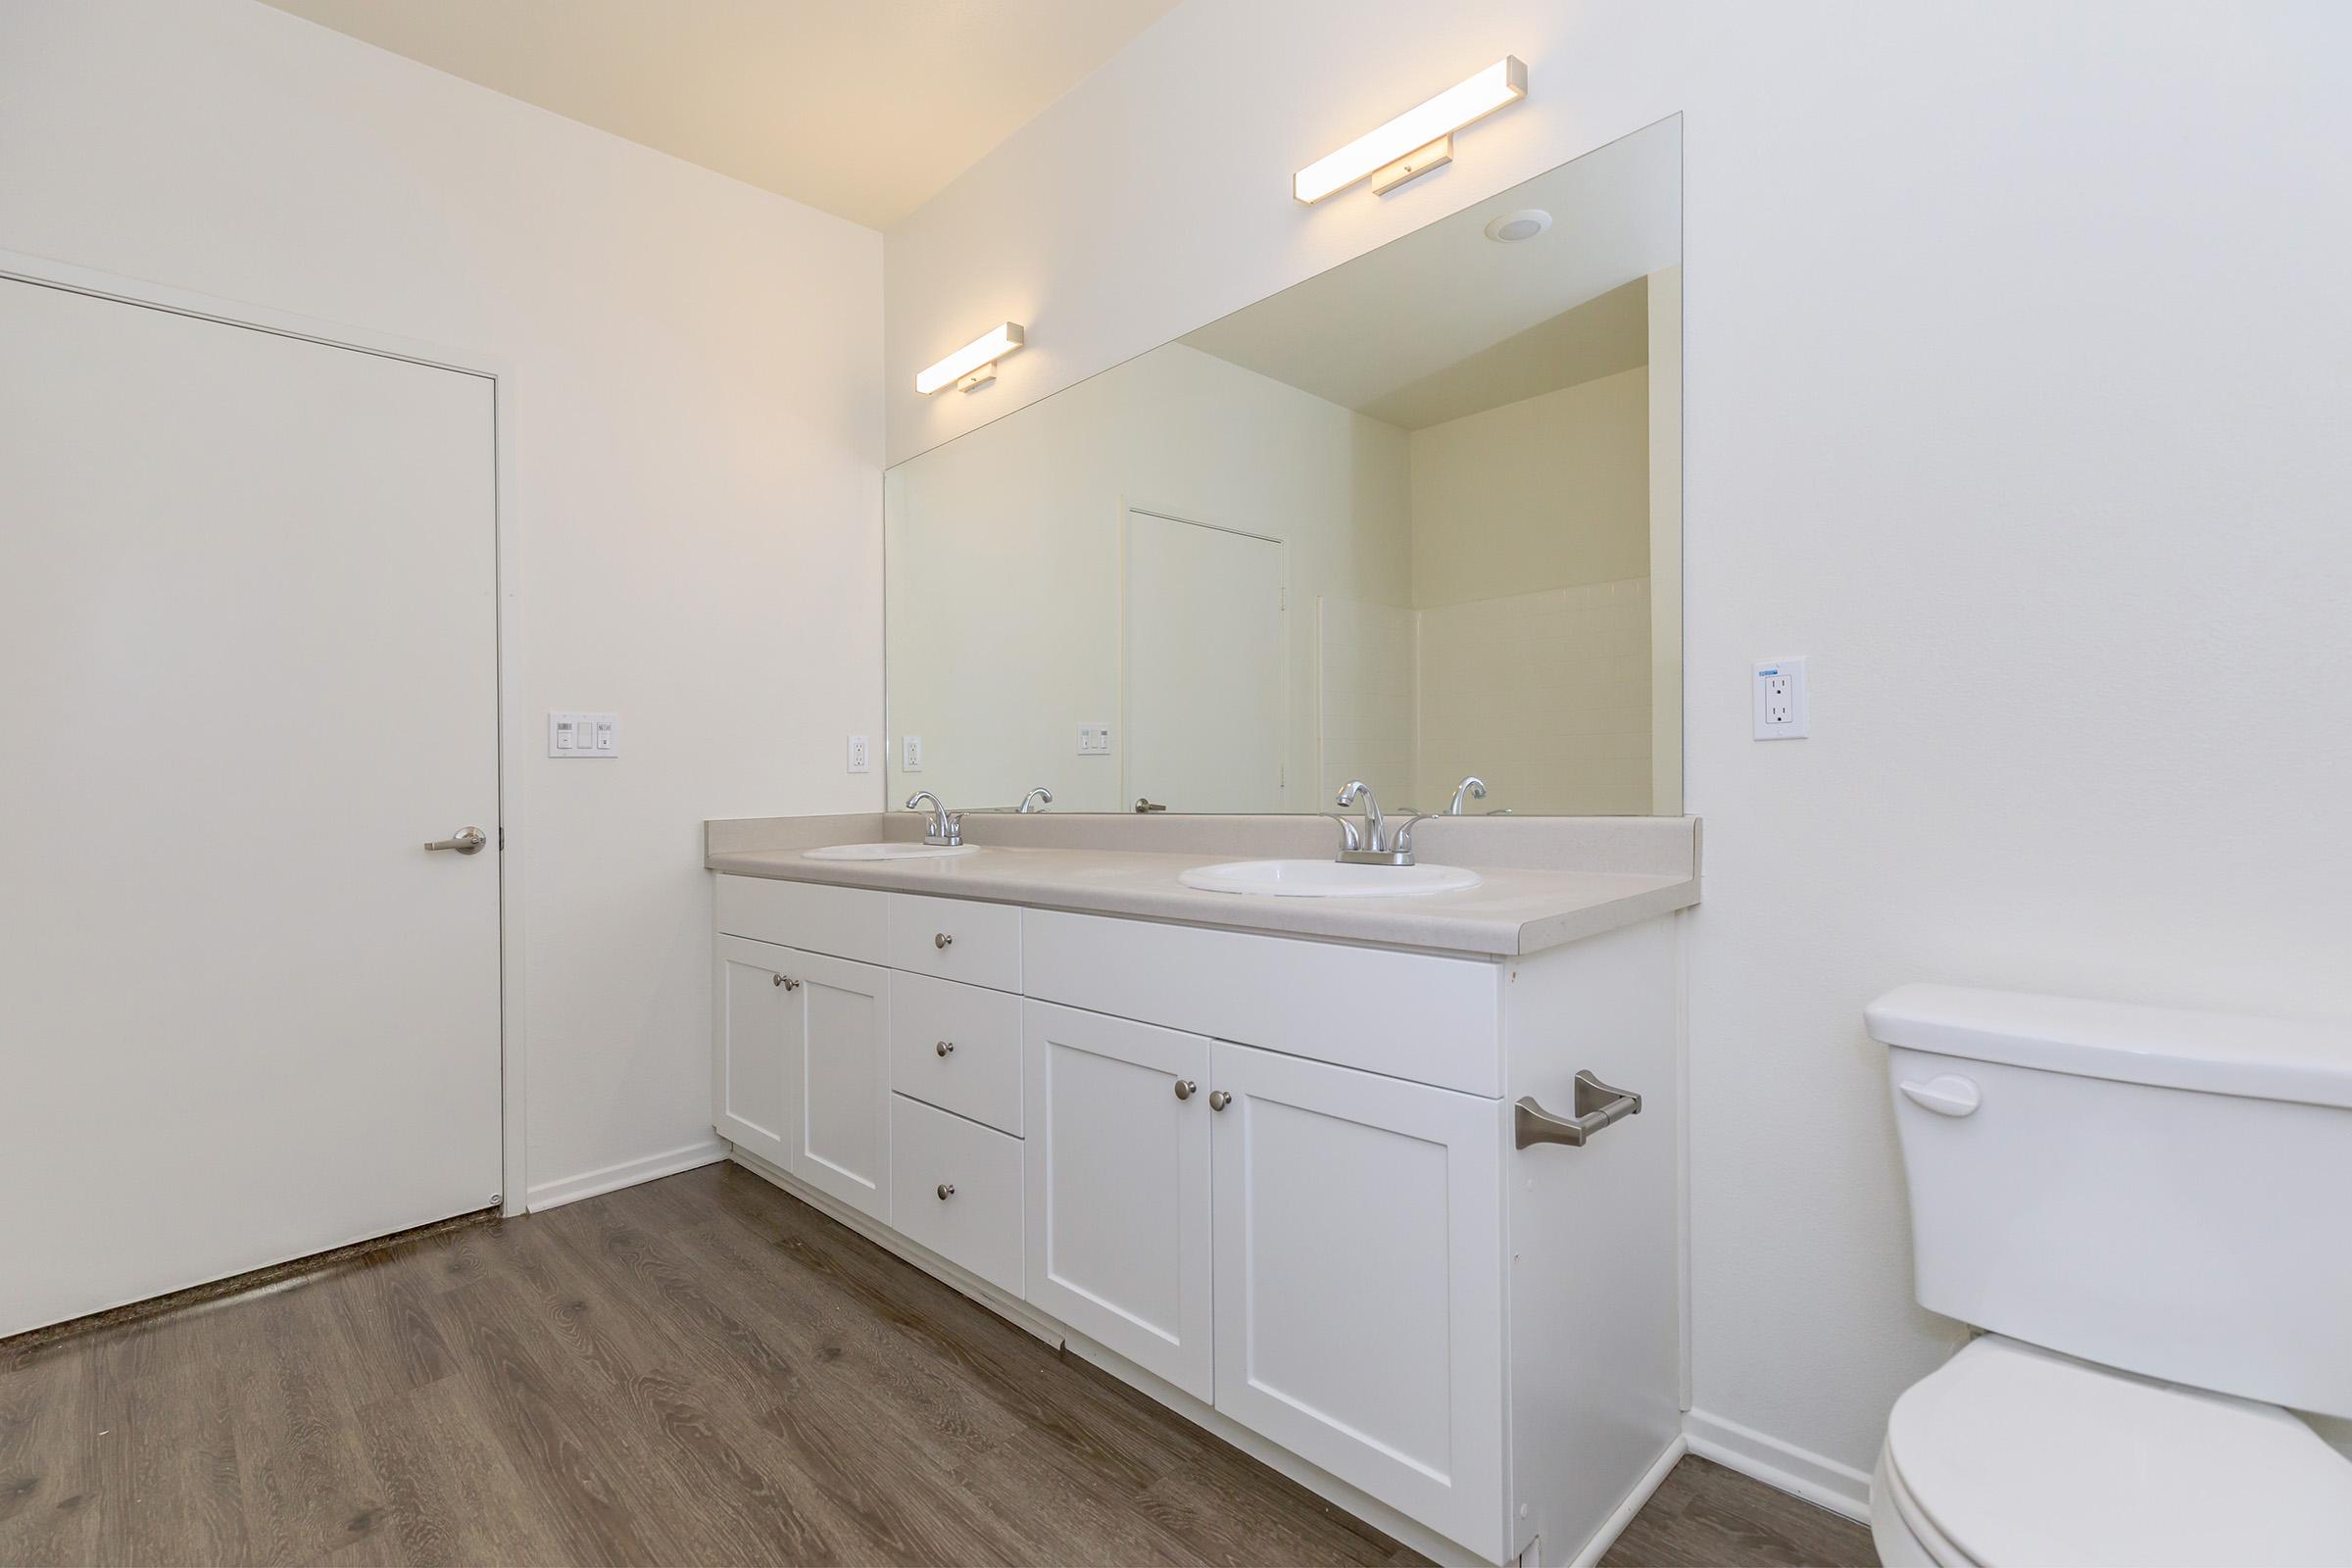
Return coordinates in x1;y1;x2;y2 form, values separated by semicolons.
905;791;962;847
1017;786;1054;813
1446;776;1488;814
1332;780;1427;867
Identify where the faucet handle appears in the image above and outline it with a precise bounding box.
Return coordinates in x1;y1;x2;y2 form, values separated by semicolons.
1324;811;1363;853
1392;809;1432;857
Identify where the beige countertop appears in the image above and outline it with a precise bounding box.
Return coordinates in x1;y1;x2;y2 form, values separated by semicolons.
705;814;1700;958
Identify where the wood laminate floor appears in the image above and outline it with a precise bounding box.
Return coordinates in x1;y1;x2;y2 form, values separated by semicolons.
0;1162;1874;1567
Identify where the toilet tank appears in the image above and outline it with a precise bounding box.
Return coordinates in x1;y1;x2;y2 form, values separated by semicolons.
1867;984;2352;1420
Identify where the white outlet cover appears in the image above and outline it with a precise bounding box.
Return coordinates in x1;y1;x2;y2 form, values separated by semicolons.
902;734;923;772
1753;658;1808;739
847;734;870;773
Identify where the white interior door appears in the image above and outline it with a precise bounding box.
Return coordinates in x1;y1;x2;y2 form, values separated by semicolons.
1123;509;1286;812
0;275;503;1339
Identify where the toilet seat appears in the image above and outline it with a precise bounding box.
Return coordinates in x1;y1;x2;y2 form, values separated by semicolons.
1883;1336;2352;1567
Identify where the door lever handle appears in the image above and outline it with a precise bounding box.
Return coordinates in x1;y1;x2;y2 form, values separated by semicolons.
1515;1070;1642;1150
423;826;487;855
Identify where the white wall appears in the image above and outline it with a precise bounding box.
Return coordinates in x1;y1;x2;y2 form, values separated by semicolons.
0;0;883;1205
1409;367;1649;608
885;0;2352;1481
886;342;1409;811
1408;368;1654;815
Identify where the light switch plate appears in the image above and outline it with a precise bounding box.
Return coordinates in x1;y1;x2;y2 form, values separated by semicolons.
1077;722;1111;757
1753;659;1808;739
549;710;620;758
902;735;923;772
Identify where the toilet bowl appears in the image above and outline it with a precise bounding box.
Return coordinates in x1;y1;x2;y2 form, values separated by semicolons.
1866;985;2352;1567
1868;1335;2352;1567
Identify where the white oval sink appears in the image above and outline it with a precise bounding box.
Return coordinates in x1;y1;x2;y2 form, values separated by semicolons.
1177;858;1482;898
803;842;979;861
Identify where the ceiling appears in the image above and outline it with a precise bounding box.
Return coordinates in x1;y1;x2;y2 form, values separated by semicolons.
259;0;1182;229
1180;119;1680;430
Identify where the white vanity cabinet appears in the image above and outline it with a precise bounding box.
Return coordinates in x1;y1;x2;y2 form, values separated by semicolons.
710;871;1682;1568
712;934;799;1168
1208;1042;1506;1555
712;935;892;1222
1022;1000;1215;1399
782;950;892;1221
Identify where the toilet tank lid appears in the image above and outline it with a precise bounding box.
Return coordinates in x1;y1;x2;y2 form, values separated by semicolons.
1866;984;2352;1108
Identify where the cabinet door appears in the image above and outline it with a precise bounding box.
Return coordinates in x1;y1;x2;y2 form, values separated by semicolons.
788;949;893;1223
1023;1001;1213;1399
712;935;799;1168
1210;1042;1507;1562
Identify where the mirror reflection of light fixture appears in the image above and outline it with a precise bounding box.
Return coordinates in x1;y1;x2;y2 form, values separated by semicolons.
1294;57;1528;205
916;322;1026;395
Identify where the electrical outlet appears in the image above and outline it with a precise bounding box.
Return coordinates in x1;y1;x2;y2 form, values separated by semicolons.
902;734;923;772
847;734;870;773
1076;722;1111;757
1753;658;1809;739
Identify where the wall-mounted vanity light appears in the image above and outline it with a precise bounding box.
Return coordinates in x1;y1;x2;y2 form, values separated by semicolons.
1294;56;1527;204
915;322;1026;395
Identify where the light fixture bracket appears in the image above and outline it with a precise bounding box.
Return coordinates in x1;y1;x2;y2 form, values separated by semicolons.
1370;134;1452;196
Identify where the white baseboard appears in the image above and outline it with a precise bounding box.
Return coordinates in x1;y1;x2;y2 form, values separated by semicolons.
1683;1409;1873;1522
1566;1433;1688;1568
525;1137;727;1211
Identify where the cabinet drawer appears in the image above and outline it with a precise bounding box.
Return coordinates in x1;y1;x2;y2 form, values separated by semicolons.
1024;908;1505;1096
889;1094;1023;1296
890;973;1022;1136
714;875;887;966
886;894;1021;992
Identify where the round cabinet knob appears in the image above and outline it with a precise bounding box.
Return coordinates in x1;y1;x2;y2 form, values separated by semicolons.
936;1183;956;1200
935;1040;956;1057
1174;1079;1197;1101
934;932;954;950
771;973;785;987
1208;1091;1232;1111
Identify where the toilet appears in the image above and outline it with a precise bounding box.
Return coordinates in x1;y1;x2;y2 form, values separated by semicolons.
1866;984;2352;1567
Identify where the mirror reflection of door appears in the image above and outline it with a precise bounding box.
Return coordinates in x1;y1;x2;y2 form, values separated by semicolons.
1123;508;1287;813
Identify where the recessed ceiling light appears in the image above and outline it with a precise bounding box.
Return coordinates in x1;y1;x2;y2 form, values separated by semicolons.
1484;209;1552;243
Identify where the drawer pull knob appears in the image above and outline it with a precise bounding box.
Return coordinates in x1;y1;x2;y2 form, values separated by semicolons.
1174;1079;1197;1101
936;1182;956;1200
934;932;954;950
772;974;800;991
935;1040;956;1057
1208;1090;1232;1111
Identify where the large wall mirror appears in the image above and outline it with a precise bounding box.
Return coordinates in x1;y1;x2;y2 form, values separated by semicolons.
886;116;1681;817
